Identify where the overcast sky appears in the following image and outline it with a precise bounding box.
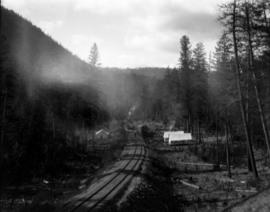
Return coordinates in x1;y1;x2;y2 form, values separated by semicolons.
3;0;229;68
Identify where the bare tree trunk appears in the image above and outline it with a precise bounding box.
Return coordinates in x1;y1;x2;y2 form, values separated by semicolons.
0;88;7;203
228;121;234;165
216;112;219;166
52;117;55;139
198;120;201;143
232;0;258;178
245;61;252;171
225;120;232;178
188;112;191;132
245;72;250;125
1;89;7;155
245;3;270;157
262;1;270;31
196;120;200;143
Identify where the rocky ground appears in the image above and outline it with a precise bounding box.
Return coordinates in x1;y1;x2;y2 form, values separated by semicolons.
151;139;270;212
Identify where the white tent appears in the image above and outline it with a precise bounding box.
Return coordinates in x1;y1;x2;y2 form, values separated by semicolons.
163;131;184;142
163;131;171;139
168;133;192;145
95;129;110;139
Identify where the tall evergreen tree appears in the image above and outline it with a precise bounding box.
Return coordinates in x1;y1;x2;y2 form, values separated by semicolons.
220;0;258;178
243;1;270;157
88;43;99;68
214;32;235;105
192;42;208;137
179;35;193;132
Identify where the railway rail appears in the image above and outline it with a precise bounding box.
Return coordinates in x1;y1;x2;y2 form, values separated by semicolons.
56;142;147;212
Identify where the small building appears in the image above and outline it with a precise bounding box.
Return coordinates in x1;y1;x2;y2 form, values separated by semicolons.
168;133;192;145
95;129;110;140
163;131;184;142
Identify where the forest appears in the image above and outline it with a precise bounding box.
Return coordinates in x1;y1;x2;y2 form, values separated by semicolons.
0;0;270;195
0;7;167;187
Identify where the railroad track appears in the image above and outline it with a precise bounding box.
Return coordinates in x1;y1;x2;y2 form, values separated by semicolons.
57;143;147;212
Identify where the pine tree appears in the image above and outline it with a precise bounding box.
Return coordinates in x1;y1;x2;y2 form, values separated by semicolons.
88;43;99;68
229;0;258;178
192;43;208;138
214;32;235;102
179;35;193;132
243;1;270;158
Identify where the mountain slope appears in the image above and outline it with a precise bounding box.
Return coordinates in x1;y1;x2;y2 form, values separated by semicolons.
0;7;108;184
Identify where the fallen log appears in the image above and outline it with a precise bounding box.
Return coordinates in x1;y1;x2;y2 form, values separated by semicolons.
219;177;235;183
180;180;200;190
177;162;232;169
235;188;257;193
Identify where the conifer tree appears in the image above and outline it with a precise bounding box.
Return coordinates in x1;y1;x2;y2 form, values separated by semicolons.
179;35;193;132
88;43;99;68
192;42;208;137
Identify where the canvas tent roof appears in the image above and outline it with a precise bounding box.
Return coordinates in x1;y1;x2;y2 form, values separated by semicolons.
95;129;110;135
163;131;184;139
168;133;192;144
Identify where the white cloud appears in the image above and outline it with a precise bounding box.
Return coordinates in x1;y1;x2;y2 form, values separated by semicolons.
2;0;26;9
3;0;231;67
71;34;89;46
3;0;71;9
38;20;63;34
73;0;132;13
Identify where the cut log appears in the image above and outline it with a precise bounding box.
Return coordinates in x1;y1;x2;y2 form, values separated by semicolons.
177;162;229;169
219;177;235;183
180;180;200;190
235;188;257;193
